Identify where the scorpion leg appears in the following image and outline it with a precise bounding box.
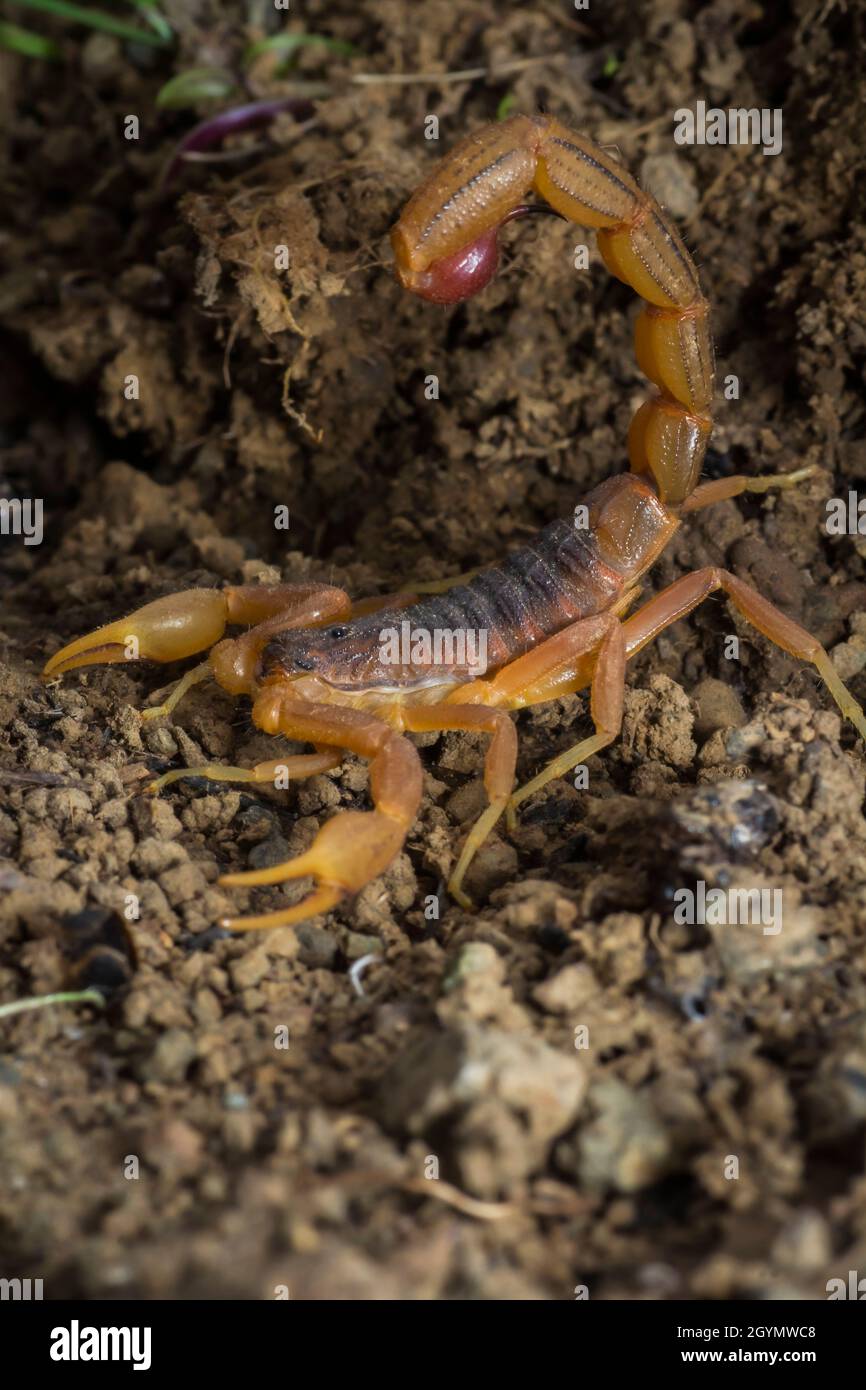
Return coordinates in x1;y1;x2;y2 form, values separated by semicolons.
681;466;816;514
493;617;626;824
395;613;624;904
407;569;481;595
148;748;342;795
400;705;519;909
621;568;866;741
419;614;625;852
217;696;423;931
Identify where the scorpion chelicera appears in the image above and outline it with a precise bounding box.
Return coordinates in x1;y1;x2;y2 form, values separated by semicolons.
43;114;866;930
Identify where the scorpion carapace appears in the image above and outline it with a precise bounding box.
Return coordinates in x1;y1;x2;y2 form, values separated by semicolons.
43;114;866;932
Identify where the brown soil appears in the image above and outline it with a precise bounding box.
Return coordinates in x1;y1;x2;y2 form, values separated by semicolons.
2;0;866;1299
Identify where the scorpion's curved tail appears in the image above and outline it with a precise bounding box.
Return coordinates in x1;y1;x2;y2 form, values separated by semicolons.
391;113;713;508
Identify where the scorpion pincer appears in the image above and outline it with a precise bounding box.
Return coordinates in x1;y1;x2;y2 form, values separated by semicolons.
42;113;866;931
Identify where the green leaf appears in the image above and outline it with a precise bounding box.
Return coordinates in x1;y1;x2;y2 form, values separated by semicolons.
156;66;238;109
496;92;516;122
602;53;620;78
7;0;168;45
124;0;172;43
0;18;62;56
243;32;357;67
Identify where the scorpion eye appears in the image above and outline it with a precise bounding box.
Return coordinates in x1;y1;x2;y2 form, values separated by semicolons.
328;626;349;640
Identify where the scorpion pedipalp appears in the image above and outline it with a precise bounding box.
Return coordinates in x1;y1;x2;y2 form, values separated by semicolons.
217;695;423;931
42;589;231;679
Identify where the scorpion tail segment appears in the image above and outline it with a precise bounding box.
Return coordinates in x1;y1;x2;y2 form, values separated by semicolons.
42;589;230;679
391;114;541;304
530;116;714;507
219;698;424;932
396;226;501;306
392;206;566;305
393;113;714;505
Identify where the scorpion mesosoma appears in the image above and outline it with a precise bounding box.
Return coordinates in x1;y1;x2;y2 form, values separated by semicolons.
43;113;866;931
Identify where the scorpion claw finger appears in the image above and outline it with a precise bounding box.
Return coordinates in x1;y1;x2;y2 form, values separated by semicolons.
42;590;229;679
218;809;408;930
219;887;344;933
43;632;138;678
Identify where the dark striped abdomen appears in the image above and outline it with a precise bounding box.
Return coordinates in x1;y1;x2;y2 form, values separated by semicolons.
260;475;677;692
385;517;623;674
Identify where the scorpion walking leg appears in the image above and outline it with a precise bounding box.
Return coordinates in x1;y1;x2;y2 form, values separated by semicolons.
621;568;866;740
681;467;816;514
497;618;626;823
140;661;212;722
407;569;481;595
400;705;518;909
148;748;342;795
218;697;423;931
436;613;626;832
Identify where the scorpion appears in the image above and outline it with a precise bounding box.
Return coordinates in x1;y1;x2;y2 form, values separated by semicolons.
42;113;866;931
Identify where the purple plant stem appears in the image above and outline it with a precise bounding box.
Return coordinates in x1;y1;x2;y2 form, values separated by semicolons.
161;96;316;187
